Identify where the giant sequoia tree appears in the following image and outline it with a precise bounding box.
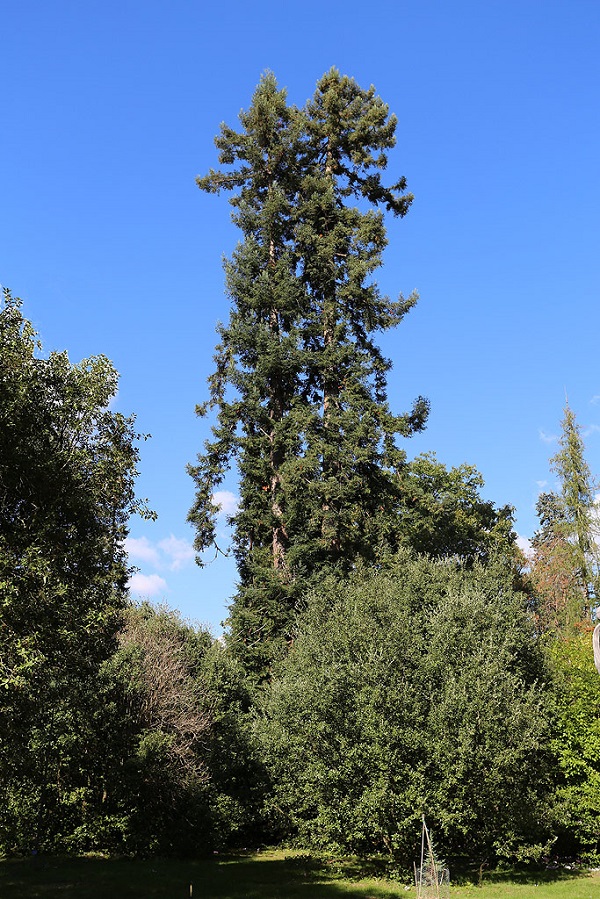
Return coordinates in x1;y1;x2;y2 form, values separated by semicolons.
188;71;428;675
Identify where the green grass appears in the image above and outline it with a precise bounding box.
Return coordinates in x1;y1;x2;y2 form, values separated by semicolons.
451;870;600;899
0;850;598;899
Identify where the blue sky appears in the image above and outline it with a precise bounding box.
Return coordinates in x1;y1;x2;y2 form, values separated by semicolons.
2;0;599;632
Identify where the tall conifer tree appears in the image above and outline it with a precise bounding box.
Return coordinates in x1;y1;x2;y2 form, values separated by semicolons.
531;404;599;628
550;404;599;616
188;74;307;672
189;71;428;676
294;70;428;567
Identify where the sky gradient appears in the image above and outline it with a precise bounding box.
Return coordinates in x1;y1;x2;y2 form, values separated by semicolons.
2;0;599;631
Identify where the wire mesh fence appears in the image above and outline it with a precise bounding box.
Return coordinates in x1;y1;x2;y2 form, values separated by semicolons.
414;860;450;899
414;817;450;899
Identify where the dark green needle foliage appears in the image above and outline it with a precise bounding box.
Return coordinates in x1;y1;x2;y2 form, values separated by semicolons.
294;70;429;571
189;71;428;678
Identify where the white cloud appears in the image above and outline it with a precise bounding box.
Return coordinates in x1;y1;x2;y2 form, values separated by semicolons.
583;424;600;438
539;430;558;444
128;572;168;597
159;534;195;571
536;480;548;490
591;396;600;405
126;534;195;572
125;536;161;568
516;534;533;559
212;490;239;517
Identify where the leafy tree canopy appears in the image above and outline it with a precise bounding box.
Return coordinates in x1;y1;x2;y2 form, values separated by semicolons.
0;289;152;854
259;554;553;867
548;632;600;862
397;453;516;563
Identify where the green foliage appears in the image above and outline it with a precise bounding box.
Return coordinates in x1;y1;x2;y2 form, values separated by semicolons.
190;73;518;680
94;604;270;855
398;453;516;562
198;641;272;848
0;290;150;855
99;603;215;855
548;632;600;861
259;555;553;865
531;405;600;629
529;407;600;860
189;70;428;677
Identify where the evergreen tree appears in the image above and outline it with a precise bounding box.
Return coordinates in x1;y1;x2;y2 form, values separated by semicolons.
188;73;308;675
531;405;599;628
294;70;428;570
551;404;598;611
188;71;428;676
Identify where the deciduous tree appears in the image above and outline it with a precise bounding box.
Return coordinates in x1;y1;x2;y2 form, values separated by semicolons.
397;453;516;562
259;555;553;866
548;632;600;860
0;290;151;853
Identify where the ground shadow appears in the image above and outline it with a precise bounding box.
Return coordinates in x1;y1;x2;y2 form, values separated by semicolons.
450;857;589;887
0;853;407;899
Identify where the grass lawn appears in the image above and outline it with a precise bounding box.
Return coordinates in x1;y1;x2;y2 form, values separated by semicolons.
0;849;598;899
